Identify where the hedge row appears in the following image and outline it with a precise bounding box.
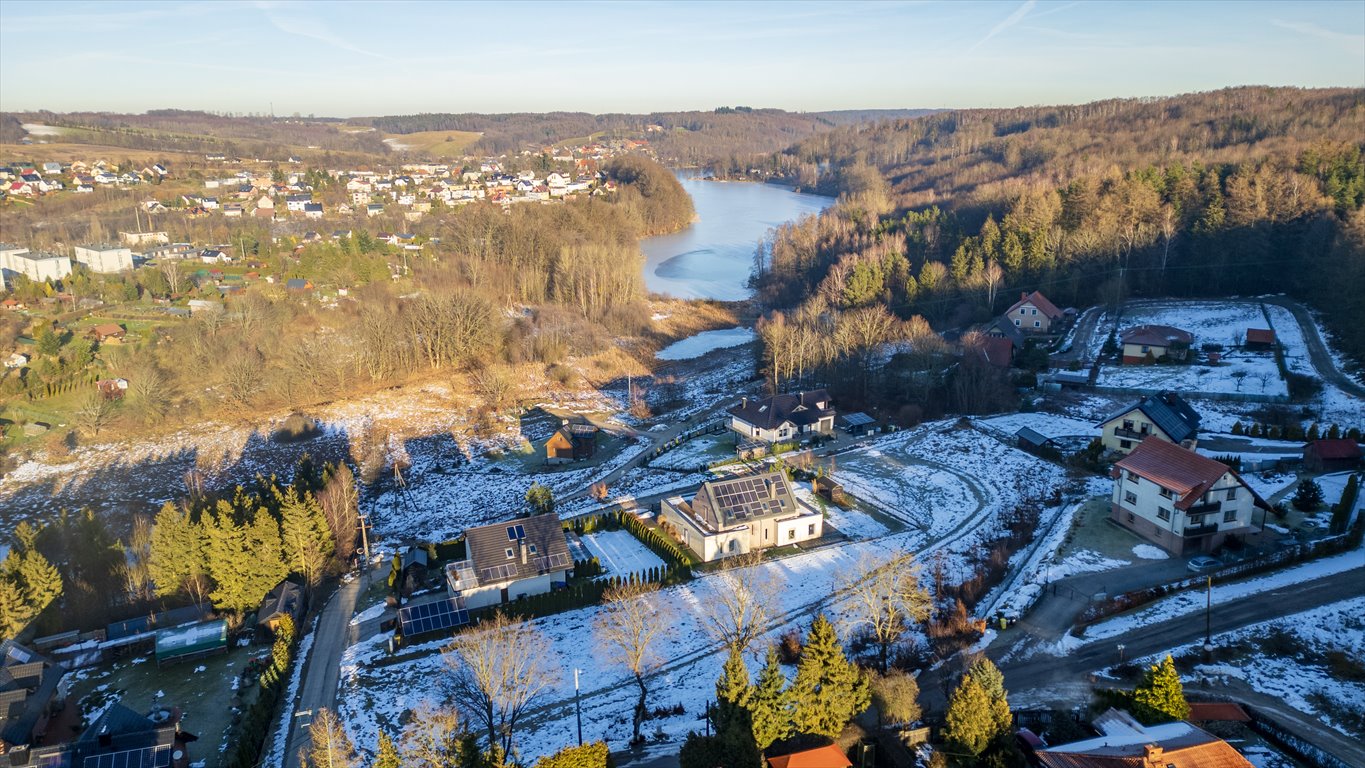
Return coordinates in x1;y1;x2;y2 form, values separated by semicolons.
1329;473;1361;535
492;565;691;622
1230;421;1363;442
224;616;299;768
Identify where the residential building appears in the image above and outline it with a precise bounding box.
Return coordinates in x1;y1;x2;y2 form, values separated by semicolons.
443;513;573;610
728;389;835;444
1034;708;1252;768
285;194;312;212
73;243;134;273
659;471;823;561
1120;324;1194;364
545;422;599;464
1303;439;1362;472
1004;290;1064;333
766;745;851;768
89;323;127;343
119;230;169;246
0;247;72;285
0;640;66;751
1245;327;1276;349
1110;437;1268;555
1097;391;1201;454
303;202;324;219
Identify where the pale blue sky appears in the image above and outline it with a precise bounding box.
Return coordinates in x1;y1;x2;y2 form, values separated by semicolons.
1;0;1361;115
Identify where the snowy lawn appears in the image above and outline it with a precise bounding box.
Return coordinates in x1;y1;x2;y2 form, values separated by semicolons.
790;483;890;541
579;530;665;578
1131;544;1169;560
1097;353;1286;397
978;412;1101;438
648;432;735;470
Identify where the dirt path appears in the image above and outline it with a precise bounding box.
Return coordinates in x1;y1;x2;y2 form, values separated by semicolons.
1261;295;1365;398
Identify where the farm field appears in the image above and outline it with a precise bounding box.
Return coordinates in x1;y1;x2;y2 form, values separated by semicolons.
379;130;483;156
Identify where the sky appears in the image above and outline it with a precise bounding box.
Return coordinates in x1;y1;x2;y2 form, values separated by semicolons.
1;0;1362;116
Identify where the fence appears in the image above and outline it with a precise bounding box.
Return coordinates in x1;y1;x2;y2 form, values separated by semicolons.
1085;383;1290;404
1248;705;1354;768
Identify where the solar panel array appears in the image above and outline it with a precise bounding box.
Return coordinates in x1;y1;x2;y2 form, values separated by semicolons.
842;412;875;427
83;745;172;768
534;552;572;572
480;562;520;583
398;598;470;637
712;476;783;520
506;524;526;541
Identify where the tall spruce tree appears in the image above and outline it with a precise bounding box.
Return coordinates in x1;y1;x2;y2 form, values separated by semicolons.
715;645;751;733
942;674;1003;759
276;485;334;586
203;502;288;613
148;502;205;598
790;615;870;739
1132;655;1190;724
966;657;1011;735
373;731;400;768
749;646;792;755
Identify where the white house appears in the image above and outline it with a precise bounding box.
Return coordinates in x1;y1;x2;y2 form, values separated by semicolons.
285;194;312;212
1110;437;1269;555
73;244;134;273
1096;391;1201;454
444;513;573;610
303;203;324;219
1004;290;1065;333
120;230;169;246
659;472;823;562
728;389;836;444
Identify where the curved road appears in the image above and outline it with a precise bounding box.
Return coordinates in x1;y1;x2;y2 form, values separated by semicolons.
1261;296;1365;399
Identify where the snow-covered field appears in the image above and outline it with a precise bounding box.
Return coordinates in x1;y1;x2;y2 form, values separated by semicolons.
1264;304;1312;376
579;530;665;578
655;327;756;360
978;412;1100;438
647;433;732;470
1115;300;1269;352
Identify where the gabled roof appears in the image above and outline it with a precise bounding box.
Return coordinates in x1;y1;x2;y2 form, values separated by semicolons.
689;471;799;530
464;513;572;587
979;335;1015;368
1006;290;1063;320
980;316;1025;348
1305;439;1362;460
728;390;833;431
1098;391;1201;443
1114;437;1269;511
1037;709;1251;768
1245;328;1275;345
1121;324;1193;347
767;744;851;768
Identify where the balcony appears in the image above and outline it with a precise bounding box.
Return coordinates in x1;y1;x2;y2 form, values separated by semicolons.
1187;501;1221;515
1113;427;1150;440
1183;523;1219;538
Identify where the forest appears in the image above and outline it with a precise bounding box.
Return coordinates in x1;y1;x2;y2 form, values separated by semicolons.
733;87;1365;417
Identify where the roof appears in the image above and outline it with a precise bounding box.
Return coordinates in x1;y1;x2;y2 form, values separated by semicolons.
90;323;125;337
728;389;833;431
1187;702;1251;722
1114;437;1269;511
981;316;1025;348
1006;290;1064;320
980;335;1015;368
1121;324;1194;348
463;513;572;588
1016;426;1053;447
838;412;876;427
1098;391;1201;443
767;745;851;768
688;471;800;530
1245;328;1275;345
256;580;303;625
1305;439;1362;460
1037;709;1251;768
0;641;64;747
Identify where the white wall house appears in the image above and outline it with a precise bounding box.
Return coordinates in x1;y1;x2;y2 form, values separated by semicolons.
659;472;823;562
727;389;836;444
444;513;573;610
1110;437;1267;555
73;244;134;274
0;246;72;285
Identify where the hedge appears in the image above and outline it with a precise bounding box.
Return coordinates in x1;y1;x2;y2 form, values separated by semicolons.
1329;473;1360;535
534;741;613;768
225;616;298;768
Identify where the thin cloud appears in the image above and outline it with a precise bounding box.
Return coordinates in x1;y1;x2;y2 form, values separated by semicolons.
969;0;1037;53
255;1;394;61
1272;19;1365;54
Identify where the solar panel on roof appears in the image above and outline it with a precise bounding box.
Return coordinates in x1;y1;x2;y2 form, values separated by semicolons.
83;745;172;768
398;598;470;637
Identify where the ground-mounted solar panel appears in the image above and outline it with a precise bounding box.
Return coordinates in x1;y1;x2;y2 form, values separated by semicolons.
398;598;470;637
83;745;172;768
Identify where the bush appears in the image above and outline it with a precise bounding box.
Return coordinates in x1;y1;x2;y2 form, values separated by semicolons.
534;741;612;768
1292;478;1324;511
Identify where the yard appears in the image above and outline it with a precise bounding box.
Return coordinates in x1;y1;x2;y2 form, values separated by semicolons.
574;529;665;578
647;432;734;470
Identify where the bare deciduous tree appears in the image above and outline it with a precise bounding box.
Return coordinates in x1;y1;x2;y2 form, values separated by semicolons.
701;551;777;652
842;551;932;672
595;581;673;745
398;701;465;768
444;611;558;760
318;464;359;566
299;708;359;768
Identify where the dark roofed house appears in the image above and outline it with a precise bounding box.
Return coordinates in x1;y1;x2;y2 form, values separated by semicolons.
285;278;313;292
256;580;305;636
10;700;194;768
836;412;877;437
1097;390;1201;454
1120;324;1194;364
545;421;598;464
1303;438;1362;472
1015;426;1055;453
980;316;1026;350
444;514;572;610
0;641;66;750
728;389;834;444
659;471;823;561
1245;328;1276;349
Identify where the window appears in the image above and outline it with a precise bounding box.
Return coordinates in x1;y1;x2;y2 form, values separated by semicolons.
1120;439;1132;449
1224;509;1237;523
528;544;538;555
1157;507;1172;521
1123;419;1135;430
1159;488;1174;499
1188;514;1203;526
1141;345;1150;353
505;548;515;559
788;529;795;541
1127;512;1136;523
808;524;816;536
1226;488;1237;501
728;539;739;553
763;528;769;540
1126;470;1139;483
1033;321;1041;328
1031;308;1038;315
1124;491;1138;505
1013;318;1021;326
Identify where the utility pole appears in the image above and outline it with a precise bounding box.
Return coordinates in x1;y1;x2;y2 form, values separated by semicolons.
1203;574;1213;651
357;511;371;573
574;668;583;746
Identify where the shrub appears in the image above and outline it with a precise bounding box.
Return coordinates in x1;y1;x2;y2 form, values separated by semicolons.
1292;479;1324;511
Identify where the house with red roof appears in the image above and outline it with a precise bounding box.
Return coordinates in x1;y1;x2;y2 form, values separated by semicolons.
1035;708;1252;768
1111;436;1270;555
766;744;850;768
1244;327;1276;349
1005;290;1064;333
1303;439;1362;472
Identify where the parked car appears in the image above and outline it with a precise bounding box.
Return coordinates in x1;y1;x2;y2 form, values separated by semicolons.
1187;555;1221;572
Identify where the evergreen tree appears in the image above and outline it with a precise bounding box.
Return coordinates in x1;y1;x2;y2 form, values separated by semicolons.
276;485;334;587
749;646;792;753
16;549;63;616
0;577;29;639
1132;655;1190;724
715;645;751;733
526;483;555;516
373;731;400;768
148;502;205;598
1292;478;1324;511
966;657;1011;735
942;674;1001;758
204;503;289;613
790;615;870;739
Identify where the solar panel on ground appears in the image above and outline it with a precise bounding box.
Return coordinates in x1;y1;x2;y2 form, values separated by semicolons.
83;745;172;768
398;598;470;636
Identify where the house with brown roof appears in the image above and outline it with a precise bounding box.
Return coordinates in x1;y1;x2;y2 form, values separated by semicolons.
1034;708;1252;768
1120;325;1194;364
1303;438;1362;472
1244;327;1276;350
659;471;823;561
545;422;598;464
766;744;851;768
1111;437;1270;555
88;322;126;343
1005;290;1064;333
728;389;835;444
444;514;573;610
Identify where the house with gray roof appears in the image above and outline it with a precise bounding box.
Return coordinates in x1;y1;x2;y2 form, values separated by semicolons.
444;513;572;610
659;471;823;562
727;389;835;444
0;640;65;751
1097;390;1201;454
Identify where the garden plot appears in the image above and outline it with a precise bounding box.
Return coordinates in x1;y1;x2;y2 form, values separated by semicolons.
1097;353;1286;397
579;530;665;578
1263;304;1312;375
1119;300;1270;349
648;433;734;470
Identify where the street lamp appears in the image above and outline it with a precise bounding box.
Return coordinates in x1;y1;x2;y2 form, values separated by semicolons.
1116;644;1125;663
574;668;583;746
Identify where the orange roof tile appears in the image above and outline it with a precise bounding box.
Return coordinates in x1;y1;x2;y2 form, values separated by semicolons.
767;745;851;768
1188;702;1252;722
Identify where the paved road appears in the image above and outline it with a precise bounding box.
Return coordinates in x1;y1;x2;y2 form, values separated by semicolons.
1261;296;1365;399
1184;679;1365;768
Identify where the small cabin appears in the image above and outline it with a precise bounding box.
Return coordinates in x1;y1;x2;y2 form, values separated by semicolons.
546;422;598;464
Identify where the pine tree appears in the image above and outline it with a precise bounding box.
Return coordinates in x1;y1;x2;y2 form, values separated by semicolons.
715;645;751;733
277;486;334;586
16;549;63;615
148;502;205;598
373;731;400;768
942;674;999;758
790;615;870;739
526;483;555;516
749;646;792;753
1292;478;1324;511
1132;655;1190;724
966;657;1011;735
204;503;288;614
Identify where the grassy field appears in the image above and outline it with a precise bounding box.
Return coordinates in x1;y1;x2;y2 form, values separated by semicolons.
380;130;483;157
0;141;196;164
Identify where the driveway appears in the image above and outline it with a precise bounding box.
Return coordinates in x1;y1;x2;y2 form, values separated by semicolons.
1261;295;1365;398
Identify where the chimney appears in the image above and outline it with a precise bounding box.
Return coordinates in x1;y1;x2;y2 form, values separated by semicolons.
741;397;747;409
519;539;528;565
1143;745;1164;768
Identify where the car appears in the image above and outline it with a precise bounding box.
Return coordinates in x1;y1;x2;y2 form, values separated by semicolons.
1187;555;1221;572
